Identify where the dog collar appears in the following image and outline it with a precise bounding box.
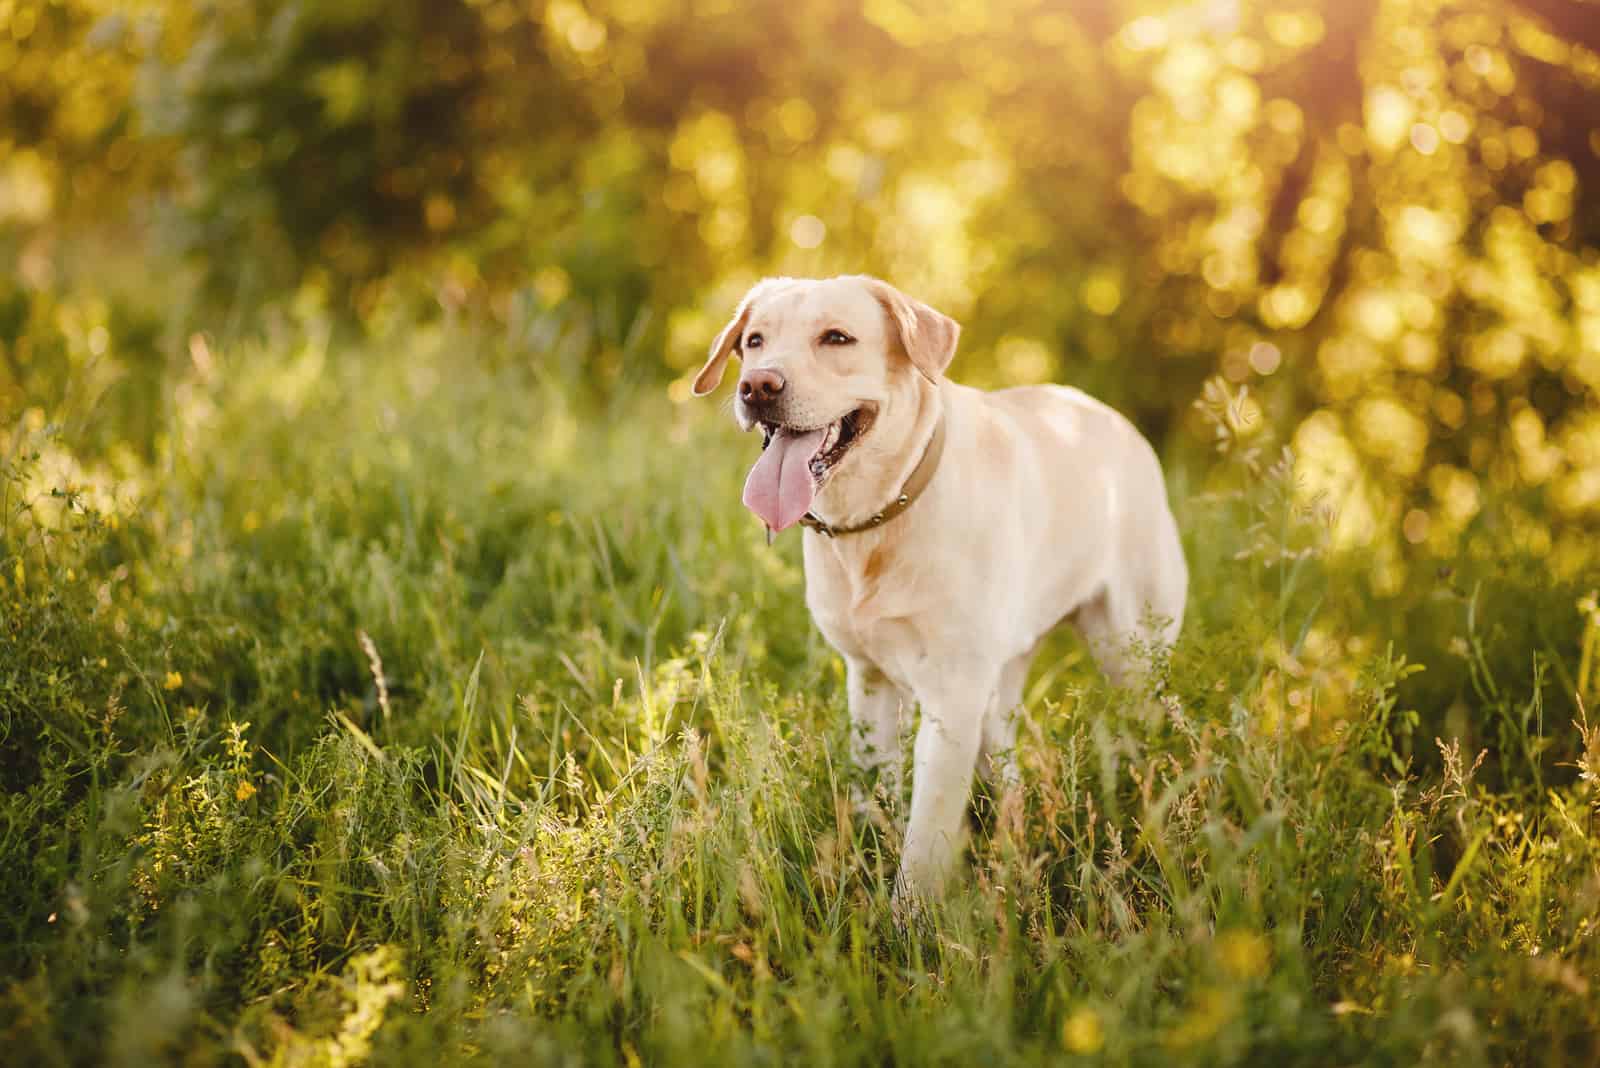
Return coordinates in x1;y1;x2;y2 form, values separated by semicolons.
798;410;947;538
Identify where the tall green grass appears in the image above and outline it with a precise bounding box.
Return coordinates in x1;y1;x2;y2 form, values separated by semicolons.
3;314;1598;1065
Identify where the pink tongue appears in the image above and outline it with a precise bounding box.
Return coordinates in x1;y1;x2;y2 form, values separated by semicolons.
743;428;827;532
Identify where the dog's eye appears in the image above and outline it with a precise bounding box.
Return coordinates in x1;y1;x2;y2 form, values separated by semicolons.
744;333;763;350
820;329;855;346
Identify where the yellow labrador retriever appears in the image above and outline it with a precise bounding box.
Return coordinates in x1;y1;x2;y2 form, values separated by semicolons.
693;275;1187;905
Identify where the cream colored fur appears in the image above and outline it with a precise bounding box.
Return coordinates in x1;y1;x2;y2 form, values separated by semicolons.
695;275;1188;907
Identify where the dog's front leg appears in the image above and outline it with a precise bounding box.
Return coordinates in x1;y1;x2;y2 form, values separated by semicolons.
846;658;905;810
895;668;995;908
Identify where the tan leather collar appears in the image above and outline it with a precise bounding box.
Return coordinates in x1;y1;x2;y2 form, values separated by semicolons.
799;409;947;538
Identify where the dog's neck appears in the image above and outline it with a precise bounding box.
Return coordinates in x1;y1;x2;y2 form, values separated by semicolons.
808;375;945;531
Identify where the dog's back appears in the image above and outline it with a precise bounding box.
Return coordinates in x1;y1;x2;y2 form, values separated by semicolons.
979;382;1187;652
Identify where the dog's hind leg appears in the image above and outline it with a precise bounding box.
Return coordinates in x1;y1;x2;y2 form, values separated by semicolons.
977;645;1036;788
1071;591;1142;691
1073;572;1183;704
1068;588;1171;697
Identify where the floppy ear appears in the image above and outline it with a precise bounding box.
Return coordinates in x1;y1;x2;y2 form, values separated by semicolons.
859;277;961;383
692;278;793;397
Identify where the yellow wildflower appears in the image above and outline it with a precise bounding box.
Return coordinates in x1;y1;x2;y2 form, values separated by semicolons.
1217;929;1271;980
1062;1006;1105;1054
235;779;257;801
163;671;183;690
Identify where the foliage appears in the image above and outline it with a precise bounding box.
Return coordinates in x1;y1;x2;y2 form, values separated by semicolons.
2;316;1598;1065
5;0;1600;1062
6;0;1600;568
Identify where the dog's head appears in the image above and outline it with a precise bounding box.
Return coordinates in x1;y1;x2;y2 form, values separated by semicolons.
692;275;959;532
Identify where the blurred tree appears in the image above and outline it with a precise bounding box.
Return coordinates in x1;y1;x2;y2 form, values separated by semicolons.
1103;0;1600;584
0;0;151;234
131;1;598;300
4;0;1598;578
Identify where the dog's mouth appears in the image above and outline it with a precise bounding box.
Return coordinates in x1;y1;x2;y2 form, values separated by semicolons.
760;405;876;483
744;404;877;532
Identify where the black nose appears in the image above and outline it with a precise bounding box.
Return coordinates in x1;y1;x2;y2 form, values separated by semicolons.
739;369;785;406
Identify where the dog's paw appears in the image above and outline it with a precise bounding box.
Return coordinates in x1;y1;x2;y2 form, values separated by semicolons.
850;781;899;831
890;871;941;930
889;880;922;929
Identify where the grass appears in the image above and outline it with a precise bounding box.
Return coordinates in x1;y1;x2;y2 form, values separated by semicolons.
3;308;1599;1066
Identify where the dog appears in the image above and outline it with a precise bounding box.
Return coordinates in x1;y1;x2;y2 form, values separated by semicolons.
693;275;1187;906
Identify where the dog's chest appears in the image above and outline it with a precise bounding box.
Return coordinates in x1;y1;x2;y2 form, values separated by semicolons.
802;535;929;682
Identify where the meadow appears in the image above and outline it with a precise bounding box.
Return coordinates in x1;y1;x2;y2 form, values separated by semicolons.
3;302;1598;1066
7;1;1600;1062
